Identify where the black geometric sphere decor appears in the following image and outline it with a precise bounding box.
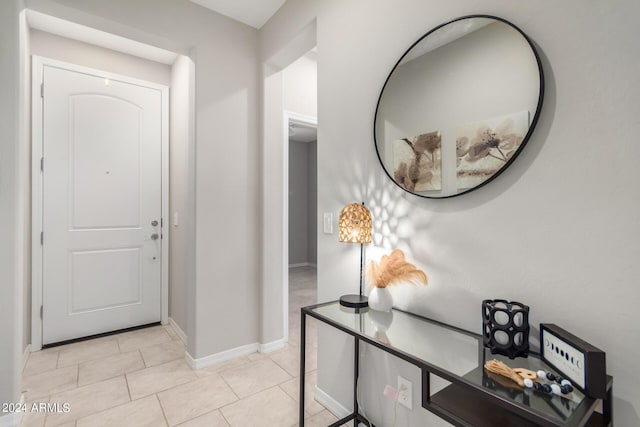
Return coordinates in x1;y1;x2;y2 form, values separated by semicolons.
482;299;530;359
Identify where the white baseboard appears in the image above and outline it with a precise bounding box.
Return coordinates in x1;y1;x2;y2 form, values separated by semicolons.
185;338;287;370
22;344;31;372
258;339;285;354
185;342;259;370
289;262;317;268
314;385;351;420
167;317;187;345
0;395;25;427
289;262;309;268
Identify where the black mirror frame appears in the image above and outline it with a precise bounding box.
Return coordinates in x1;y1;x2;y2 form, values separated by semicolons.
373;14;545;199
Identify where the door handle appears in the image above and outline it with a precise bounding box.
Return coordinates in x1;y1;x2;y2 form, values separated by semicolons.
150;233;159;241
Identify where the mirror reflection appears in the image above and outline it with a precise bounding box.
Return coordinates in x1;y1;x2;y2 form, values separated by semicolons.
374;16;543;198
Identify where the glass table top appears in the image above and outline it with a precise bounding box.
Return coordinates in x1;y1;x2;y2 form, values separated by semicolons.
311;302;481;377
306;301;595;426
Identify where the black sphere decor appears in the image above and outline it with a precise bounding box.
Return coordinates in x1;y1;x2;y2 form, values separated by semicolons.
482;299;530;359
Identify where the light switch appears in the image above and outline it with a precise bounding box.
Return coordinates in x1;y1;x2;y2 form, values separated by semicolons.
323;213;333;234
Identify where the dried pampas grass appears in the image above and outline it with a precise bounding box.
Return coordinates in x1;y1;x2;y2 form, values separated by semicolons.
367;249;428;288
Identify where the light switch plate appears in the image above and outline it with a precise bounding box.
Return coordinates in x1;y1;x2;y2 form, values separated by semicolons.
323;213;333;234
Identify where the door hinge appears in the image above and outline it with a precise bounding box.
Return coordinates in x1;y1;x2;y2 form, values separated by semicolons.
40;305;43;319
40;231;44;245
40;157;44;172
161;218;163;227
40;83;44;98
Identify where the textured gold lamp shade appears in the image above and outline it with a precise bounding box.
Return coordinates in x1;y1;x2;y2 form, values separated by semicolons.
338;203;372;244
338;202;372;309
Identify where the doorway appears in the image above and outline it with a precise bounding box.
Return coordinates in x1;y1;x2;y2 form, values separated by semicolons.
278;43;318;343
32;57;169;347
287;116;317;339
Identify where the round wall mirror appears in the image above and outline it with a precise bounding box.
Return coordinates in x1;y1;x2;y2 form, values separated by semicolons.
374;15;544;198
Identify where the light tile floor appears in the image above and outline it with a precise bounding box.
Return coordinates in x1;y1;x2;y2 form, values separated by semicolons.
21;266;340;427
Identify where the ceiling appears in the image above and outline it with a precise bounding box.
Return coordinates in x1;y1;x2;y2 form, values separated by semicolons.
189;0;286;29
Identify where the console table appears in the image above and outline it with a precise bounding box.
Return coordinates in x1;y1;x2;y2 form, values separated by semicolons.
299;301;612;427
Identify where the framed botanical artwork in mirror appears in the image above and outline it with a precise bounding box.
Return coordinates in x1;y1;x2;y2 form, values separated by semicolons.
374;15;544;198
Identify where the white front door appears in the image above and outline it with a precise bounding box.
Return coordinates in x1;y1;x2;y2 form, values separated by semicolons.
41;63;164;345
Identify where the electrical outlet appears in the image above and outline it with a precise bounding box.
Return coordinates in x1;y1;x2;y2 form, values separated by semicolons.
397;376;412;410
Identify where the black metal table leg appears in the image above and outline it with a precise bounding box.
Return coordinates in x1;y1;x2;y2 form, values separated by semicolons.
603;381;613;426
354;335;359;426
300;310;307;427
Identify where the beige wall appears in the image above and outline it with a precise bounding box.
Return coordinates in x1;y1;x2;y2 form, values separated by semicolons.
260;18;318;346
283;52;317;118
169;55;194;336
20;7;32;366
262;0;640;424
308;140;317;264
0;0;24;413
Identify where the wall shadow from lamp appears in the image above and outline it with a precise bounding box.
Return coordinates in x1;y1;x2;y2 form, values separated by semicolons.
366;178;480;334
338;202;372;309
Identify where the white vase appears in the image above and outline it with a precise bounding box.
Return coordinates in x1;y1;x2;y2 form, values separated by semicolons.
369;286;393;311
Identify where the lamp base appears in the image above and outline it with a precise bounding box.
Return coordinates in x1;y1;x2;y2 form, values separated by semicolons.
339;294;369;309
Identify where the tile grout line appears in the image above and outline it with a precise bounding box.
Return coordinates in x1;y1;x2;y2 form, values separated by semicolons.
139;349;149;369
124;373;133;402
73;382;141;427
219;406;233;427
221;385;299;424
218;373;242;402
176;408;225;427
268;354;297;380
154;393;171;427
215;382;252;421
127;370;198;401
220;358;294;400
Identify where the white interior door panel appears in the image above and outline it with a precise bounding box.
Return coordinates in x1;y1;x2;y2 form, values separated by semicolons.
42;64;163;345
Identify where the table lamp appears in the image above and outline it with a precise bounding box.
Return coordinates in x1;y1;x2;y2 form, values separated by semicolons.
338;202;372;308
